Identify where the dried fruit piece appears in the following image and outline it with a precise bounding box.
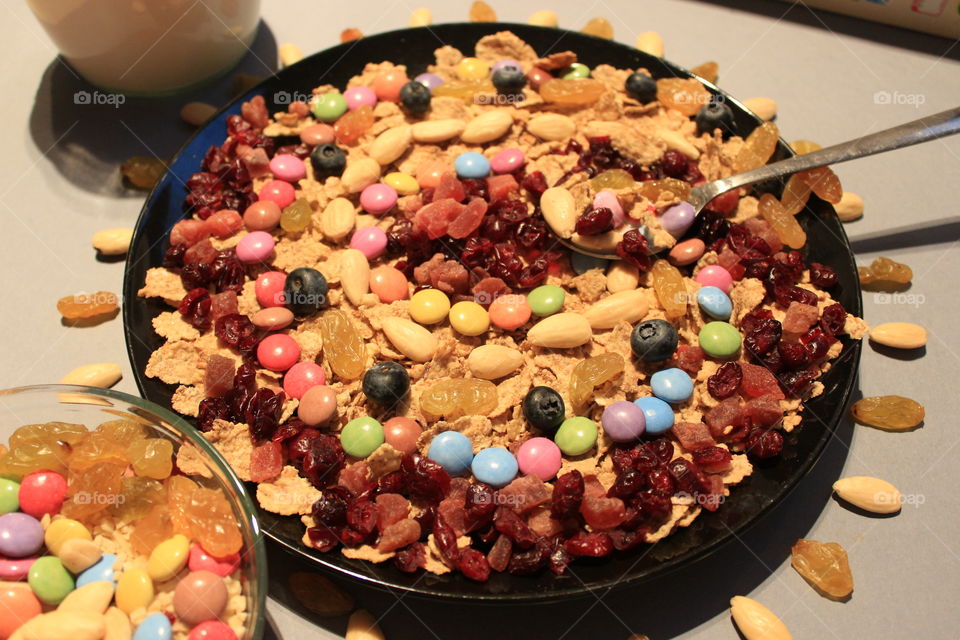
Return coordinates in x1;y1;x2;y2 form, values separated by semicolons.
656;78;710;117
185;485;244;556
833;476;902;514
340;27;363;42
432;79;496;101
469;0;496;21
539;78;608;106
758;193;806;248
569;353;625;408
779;174;811;215
334;105;375;146
798;166;842;204
121;156;166;190
57;292;119;320
733;122;779;172
581;17;613;39
590;169;634;190
729;596;793;640
280;199;313;233
420;379;498;420
639;178;691;203
790;140;821;154
858;256;912;289
850;395;924;430
690;61;718;83
650;260;688;319
791;539;854;599
320;310;367;380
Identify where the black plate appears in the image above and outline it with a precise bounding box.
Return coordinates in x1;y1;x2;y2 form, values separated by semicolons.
123;23;862;602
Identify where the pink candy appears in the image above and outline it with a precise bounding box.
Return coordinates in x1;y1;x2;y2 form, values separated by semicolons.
268;154;306;182
282;362;326;399
188;620;239;640
349;226;388;259
490;147;525;174
188;544;240;578
360;183;398;215
256;334;301;372
516;437;562;481
344;85;377;110
593;190;625;227
0;555;36;581
255;271;287;307
258;179;296;209
236;231;275;264
18;471;66;519
695;265;734;293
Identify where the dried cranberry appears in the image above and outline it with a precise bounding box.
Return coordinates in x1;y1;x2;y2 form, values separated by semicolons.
507;541;550;575
575;207;614;236
648;439;675;464
394;542;426;573
820;303;847;336
607;469;647;500
776;341;811;368
210;251;246;293
481;215;514;242
285;428;320;466
301;435;346;488
432;513;460;565
745;428;784;459
245;388;284;441
645;468;676;495
163;243;187;268
311;486;351;527
809;262;838;288
692;210;731;245
707;362;743;399
635;491;672;525
214;314;262;355
727;223;772;258
464;483;496;532
457;548;491;581
779;368;818;398
376;471;405;495
197;397;230;430
514;217;548;250
705;189;740;215
405;456;451;503
743;257;775;280
616;229;652;271
744;318;783;357
346;500;379;536
491;198;528;223
550;470;584;520
306;527;339;552
660;150;689;178
517;258;549;289
611;447;642;474
692;446;733;472
178;288;212;331
668;458;708;495
774;285;819;308
493;506;536;549
520;171;548;199
563;532;614;557
803;328;836;360
740;308;773;334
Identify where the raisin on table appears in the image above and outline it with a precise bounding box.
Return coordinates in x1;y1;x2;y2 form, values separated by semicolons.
850;396;924;430
791;539;854;599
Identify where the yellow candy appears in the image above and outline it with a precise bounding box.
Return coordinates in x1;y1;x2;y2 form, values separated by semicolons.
147;534;190;582
455;57;490;80
116;568;154;614
409;289;451;325
45;518;92;555
383;172;420;196
449;301;490;336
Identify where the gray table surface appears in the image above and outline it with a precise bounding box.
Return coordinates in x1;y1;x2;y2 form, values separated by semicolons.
2;0;959;638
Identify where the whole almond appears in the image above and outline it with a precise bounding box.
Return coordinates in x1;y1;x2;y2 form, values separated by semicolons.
606;261;640;292
869;322;926;349
103;607;132;640
467;344;524;380
58;537;104;574
369;125;412;165
584;289;650;329
833;476;902;514
58;581;114;614
835;191;864;222
321;197;357;240
527;113;576;141
179;101;217;126
541;186;576;238
527;313;592;348
461;109;514;144
60;363;122;388
341;158;381;193
528;9;558;26
339;249;370;306
381;317;438;362
656;128;700;159
91;228;133;256
743;97;777;121
635;31;665;58
729;596;792;640
346;610;385;640
10;611;105;640
411;119;466;143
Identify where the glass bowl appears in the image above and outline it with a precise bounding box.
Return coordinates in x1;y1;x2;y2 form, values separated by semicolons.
0;384;267;639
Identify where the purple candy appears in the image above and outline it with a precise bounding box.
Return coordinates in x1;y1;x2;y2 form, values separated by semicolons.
0;512;44;558
414;73;444;91
601;401;646;442
660;201;696;237
491;59;521;74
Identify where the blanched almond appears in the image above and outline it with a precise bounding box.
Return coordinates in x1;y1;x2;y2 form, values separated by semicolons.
91;228;133;256
103;607;132;640
833;476;902;514
60;363;122;388
835;191;864;222
583;289;650;329
635;31;664;58
279;43;304;66
341;158;381;193
527;313;592;348
409;8;432;26
461;109;514;144
729;596;792;640
369;125;412;165
346;610;385;640
656;128;700;159
541;186;576;238
527;113;576;141
58;581;114;614
869;322;926;349
10;611;105;640
59;537;103;573
528;9;558;26
411;119;466;143
606;261;640;292
381;317;438;362
466;344;524;380
339;249;370;306
743;97;777;121
321;197;357;240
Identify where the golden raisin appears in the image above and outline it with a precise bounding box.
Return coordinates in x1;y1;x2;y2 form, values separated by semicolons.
334;105;375;146
590;169;635;190
656;78;711;117
690;61;719;84
780;174;812;215
791;539;854;599
734;122;779;172
850;395;924;430
758;193;806;248
57;291;119;320
570;353;624;408
420;379;498;421
798;166;843;204
432;79;496;101
858;256;912;290
469;0;497;21
320;310;367;380
790;140;822;154
539;78;608;106
121;156;166;190
650;260;688;319
639;178;691;204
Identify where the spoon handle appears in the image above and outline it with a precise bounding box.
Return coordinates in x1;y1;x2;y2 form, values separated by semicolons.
694;106;960;205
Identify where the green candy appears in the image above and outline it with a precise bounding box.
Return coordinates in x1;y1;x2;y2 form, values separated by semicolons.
0;478;19;514
527;285;565;317
28;556;75;605
554;417;598;456
311;92;348;123
340;417;385;458
563;63;591;80
699;321;742;358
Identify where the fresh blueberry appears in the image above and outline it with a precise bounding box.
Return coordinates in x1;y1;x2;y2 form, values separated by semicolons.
399;81;432;115
492;66;526;95
631;319;679;362
362;362;410;407
284;267;328;316
695;100;735;137
522;386;565;432
625;72;657;104
309;143;347;179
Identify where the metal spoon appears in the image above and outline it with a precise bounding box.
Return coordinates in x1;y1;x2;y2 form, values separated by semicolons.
553;106;960;260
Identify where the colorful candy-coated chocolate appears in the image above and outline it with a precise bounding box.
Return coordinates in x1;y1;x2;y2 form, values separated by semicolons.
0;478;19;515
0;554;37;581
455;57;490;80
699;321;742;358
593;190;625;227
360;183;398;215
243;201;281;231
251;307;294;330
370;266;409;303
488;294;531;330
383;172;420;196
43;518;91;555
269;154;307;182
427;431;474;476
0;512;43;558
415;159;448;188
414;73;444;91
563;62;591;79
516;437;562;481
632;397;675;435
601;401;647;442
116;568;154;614
134;612;172;640
28;556;75;605
449;301;490;336
470;447;518;488
258;179;296;209
299;123;336;146
372;71;409;102
76;552;117;587
650;368;694;404
668;238;706;266
340;417;385;459
660;201;696;237
490;148;525;174
571;251;609;275
254;271;287;308
173;570;228;626
344;85;378;110
0;584;41;638
527;284;565;316
236;231;276;264
349;226;388;260
282;362;326;399
298;385;338;426
147;535;189;582
554;417;599;456
311;92;348;122
695;265;734;294
527;67;552;90
256;334;301;372
697;285;733;320
188;545;240;578
18;471;65;519
383;417;422;455
409;289;451;325
188;620;239;640
454;152;490;179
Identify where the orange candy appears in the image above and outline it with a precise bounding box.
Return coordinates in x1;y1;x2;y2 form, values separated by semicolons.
370;266;409;303
0;584;41;639
488;294;532;331
372;70;409;103
416;160;449;188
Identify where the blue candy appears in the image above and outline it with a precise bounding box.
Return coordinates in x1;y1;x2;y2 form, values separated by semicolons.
633;396;676;435
133;612;172;640
697;285;733;320
570;251;609;275
454;152;490;179
470;447;518;488
427;431;474;476
76;553;117;588
650;368;694;404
